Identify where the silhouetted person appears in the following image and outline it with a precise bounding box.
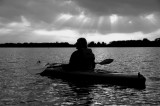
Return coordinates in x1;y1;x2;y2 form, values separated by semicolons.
67;38;95;71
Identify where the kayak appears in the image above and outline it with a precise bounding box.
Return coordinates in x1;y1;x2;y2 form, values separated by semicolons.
40;64;146;89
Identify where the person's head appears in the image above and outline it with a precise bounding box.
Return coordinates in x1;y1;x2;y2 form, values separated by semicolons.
76;38;87;49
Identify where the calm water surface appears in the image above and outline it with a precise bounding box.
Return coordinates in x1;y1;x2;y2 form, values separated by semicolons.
0;47;160;105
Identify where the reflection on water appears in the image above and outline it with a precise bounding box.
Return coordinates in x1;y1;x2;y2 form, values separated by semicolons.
0;47;160;105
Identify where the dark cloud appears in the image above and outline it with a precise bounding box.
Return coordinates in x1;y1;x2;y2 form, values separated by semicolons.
0;0;79;23
73;0;160;16
0;0;160;43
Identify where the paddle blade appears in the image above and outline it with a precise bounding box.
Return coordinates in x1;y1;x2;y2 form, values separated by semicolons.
98;59;113;65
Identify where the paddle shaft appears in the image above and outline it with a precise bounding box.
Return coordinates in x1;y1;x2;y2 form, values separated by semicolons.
45;59;113;68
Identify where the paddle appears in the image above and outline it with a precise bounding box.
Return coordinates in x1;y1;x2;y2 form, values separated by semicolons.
45;59;114;68
96;59;114;65
37;59;114;75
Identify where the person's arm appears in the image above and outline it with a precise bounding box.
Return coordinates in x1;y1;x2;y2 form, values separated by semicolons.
62;51;76;71
69;51;76;66
88;49;96;69
92;52;96;69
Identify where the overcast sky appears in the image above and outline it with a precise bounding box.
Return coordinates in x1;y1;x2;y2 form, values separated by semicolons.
0;0;160;43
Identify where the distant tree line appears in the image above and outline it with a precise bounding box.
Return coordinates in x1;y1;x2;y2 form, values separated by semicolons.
88;41;107;47
107;38;160;47
1;38;160;47
0;42;74;47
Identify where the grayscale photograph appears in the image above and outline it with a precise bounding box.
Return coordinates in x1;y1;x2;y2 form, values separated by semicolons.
0;0;160;105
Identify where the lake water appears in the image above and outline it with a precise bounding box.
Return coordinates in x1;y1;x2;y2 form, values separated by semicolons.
0;47;160;105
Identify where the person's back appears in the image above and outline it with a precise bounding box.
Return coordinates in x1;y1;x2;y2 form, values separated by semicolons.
69;38;95;71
